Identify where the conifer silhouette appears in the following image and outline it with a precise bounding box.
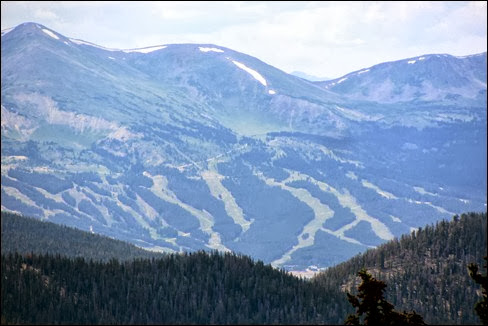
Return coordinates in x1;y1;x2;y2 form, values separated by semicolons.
468;256;488;325
345;268;426;325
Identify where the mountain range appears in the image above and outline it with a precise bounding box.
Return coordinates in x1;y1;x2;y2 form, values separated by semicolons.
1;22;486;272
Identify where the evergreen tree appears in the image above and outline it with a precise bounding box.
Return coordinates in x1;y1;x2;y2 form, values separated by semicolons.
468;256;488;325
345;269;425;325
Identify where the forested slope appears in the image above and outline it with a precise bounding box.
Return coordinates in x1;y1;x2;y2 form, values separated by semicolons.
1;211;165;261
1;211;486;324
313;212;487;324
1;212;350;324
1;251;350;324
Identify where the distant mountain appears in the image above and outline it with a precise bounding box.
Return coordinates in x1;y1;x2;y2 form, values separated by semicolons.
290;71;331;82
313;211;488;324
1;22;486;272
315;53;487;105
1;211;165;261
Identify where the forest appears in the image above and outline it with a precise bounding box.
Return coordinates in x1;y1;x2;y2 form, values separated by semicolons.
1;211;487;324
314;211;487;324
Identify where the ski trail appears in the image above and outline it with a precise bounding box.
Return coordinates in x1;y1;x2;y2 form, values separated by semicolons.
143;171;230;252
201;167;253;233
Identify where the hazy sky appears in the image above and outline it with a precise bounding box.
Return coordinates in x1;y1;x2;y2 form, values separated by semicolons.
2;1;487;78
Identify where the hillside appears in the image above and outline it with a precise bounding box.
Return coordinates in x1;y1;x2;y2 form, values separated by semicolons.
1;211;165;261
313;211;488;324
1;252;350;324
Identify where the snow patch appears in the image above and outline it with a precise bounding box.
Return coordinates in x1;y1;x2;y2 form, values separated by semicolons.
108;56;115;60
122;45;167;53
70;38;120;51
1;27;14;36
390;215;402;222
336;77;348;84
289;267;327;279
407;60;416;64
456;53;485;59
199;47;224;53
406;198;453;215
3;155;28;162
346;171;358;180
433;113;474;123
268;90;276;95
418;56;426;60
413;186;438;197
357;69;370;75
107;127;141;141
232;60;267;86
361;179;398;199
42;29;59;40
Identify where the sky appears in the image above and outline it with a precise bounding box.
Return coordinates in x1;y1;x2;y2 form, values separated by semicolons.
1;1;487;79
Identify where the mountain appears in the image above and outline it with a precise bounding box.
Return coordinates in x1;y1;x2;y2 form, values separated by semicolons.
1;22;487;272
315;53;487;105
313;212;487;324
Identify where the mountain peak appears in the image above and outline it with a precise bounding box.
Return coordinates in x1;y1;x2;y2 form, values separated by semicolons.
316;52;487;104
1;21;66;43
3;21;47;34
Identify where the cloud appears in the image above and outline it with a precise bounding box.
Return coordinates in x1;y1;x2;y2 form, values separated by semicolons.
34;8;59;20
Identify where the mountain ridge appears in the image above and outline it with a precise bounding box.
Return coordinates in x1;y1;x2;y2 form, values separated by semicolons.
315;52;487;105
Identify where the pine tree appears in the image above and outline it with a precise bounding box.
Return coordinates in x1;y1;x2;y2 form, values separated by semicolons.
345;269;426;325
468;256;488;325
